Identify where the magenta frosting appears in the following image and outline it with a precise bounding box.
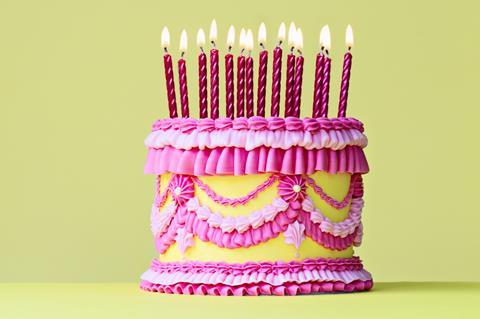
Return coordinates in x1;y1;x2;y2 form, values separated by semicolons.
140;279;373;296
141;256;373;293
154;205;359;253
151;117;365;132
145;146;369;176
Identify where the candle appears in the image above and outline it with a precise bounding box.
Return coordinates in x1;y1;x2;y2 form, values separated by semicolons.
236;29;246;117
312;29;325;118
178;30;189;117
197;29;208;118
245;29;254;117
256;23;268;117
338;25;354;118
161;27;178;118
209;19;219;119
292;28;304;118
284;22;296;117
225;25;235;119
270;22;285;117
319;25;331;118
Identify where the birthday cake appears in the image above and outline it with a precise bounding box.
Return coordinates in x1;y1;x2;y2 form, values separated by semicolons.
140;22;373;295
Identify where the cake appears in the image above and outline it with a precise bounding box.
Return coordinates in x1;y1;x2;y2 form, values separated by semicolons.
140;22;373;295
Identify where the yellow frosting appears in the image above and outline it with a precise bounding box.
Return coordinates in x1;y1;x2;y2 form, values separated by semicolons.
157;172;354;263
160;236;353;263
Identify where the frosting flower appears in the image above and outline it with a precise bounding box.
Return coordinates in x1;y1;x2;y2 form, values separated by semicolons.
278;175;306;202
169;175;194;205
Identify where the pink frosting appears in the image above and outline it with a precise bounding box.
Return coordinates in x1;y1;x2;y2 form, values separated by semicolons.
145;126;367;151
151;117;365;132
185;197;289;234
191;175;277;206
297;211;360;250
141;258;372;286
140;279;373;296
302;197;364;238
154;205;359;253
144;146;369;176
148;257;365;273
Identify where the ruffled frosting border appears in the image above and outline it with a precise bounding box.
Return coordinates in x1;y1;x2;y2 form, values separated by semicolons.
140;280;373;295
145;145;369;176
140;257;373;295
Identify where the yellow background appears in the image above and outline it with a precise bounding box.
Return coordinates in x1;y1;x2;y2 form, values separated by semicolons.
1;0;480;283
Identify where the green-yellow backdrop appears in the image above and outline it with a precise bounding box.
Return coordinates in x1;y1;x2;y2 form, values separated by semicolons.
1;0;479;282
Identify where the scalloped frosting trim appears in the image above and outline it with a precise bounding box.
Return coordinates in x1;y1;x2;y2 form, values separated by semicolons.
145;126;367;151
155;204;360;253
302;197;364;238
141;258;372;286
152;116;365;133
185;197;289;233
144;145;369;176
140;279;373;295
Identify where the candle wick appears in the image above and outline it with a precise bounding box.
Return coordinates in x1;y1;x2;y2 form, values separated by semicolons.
297;49;302;56
240;48;245;55
181;51;185;58
211;41;216;48
228;46;232;52
260;43;265;50
163;47;168;54
325;49;330;56
290;46;295;53
200;47;204;53
278;40;283;47
347;46;352;52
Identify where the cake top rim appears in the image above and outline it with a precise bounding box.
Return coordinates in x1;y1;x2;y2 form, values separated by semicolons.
151;116;364;133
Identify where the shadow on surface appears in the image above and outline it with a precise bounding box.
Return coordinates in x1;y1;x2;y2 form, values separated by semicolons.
372;282;480;293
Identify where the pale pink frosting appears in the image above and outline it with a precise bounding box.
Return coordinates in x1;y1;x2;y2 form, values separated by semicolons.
185;197;289;234
145;127;367;151
150;203;176;238
155;206;359;253
283;221;305;250
140;279;373;295
144;146;369;176
141;258;372;286
301;197;364;238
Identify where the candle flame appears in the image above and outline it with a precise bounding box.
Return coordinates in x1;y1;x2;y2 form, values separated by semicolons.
258;22;267;46
239;28;247;51
277;22;286;43
197;28;206;49
345;24;354;49
287;22;296;49
209;19;217;42
246;29;254;52
320;25;331;53
161;27;170;48
295;27;303;51
227;25;235;48
179;29;187;53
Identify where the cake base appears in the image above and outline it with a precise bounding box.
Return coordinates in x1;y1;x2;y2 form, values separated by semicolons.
140;257;373;296
140;280;373;296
